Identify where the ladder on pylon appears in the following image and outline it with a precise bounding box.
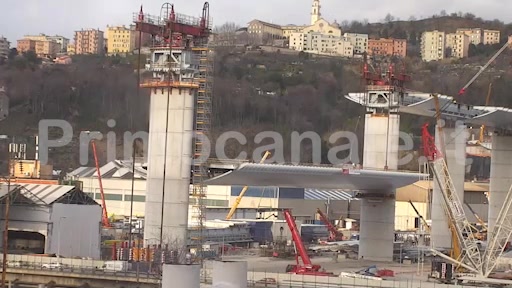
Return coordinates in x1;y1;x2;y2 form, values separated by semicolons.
429;157;483;272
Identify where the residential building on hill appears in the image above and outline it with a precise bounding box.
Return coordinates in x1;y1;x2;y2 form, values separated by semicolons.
0;36;9;59
289;31;353;57
343;33;368;55
67;43;75;55
75;29;105;55
421;30;446;62
446;32;470;59
456;28;483;45
247;19;283;44
35;40;60;58
106;25;136;55
16;39;37;54
23;34;69;53
483;30;500;45
47;35;69;53
368;38;407;57
282;25;305;38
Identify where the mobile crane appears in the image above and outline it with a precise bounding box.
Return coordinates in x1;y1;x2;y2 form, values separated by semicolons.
85;131;110;228
316;208;344;242
283;209;334;276
423;124;512;285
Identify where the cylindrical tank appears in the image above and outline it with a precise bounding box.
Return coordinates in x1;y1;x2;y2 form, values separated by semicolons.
162;264;200;288
212;261;247;288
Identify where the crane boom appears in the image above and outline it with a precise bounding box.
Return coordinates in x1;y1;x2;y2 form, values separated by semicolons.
430;158;483;272
316;208;343;241
479;82;493;142
283;209;313;268
458;41;509;96
225;151;270;220
482;183;512;277
464;201;487;229
91;140;110;228
408;200;431;233
422;124;482;273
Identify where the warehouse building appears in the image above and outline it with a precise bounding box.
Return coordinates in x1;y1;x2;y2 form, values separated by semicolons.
0;182;101;259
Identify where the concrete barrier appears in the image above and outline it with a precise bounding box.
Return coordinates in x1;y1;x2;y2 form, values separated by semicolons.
212;261;247;288
162;264;200;288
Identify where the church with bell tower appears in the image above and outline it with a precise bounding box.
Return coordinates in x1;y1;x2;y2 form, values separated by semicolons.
311;0;321;25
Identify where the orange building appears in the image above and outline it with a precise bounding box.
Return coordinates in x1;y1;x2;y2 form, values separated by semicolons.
35;40;60;58
368;38;407;57
17;39;37;53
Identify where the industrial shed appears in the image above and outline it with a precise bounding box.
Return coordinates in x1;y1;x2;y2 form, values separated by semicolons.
0;182;102;259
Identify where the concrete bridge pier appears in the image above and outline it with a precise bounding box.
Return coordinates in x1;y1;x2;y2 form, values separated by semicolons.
358;191;396;261
488;134;512;231
359;113;399;261
431;124;467;249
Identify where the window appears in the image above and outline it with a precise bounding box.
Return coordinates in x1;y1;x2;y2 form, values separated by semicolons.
125;195;146;202
95;193;123;201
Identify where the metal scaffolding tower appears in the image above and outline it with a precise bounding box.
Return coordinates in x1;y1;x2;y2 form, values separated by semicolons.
190;14;213;263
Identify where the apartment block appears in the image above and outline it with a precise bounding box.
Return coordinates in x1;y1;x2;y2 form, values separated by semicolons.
75;29;105;55
17;39;37;54
23;34;49;42
335;38;354;57
456;28;482;45
35;40;60;58
368;38;407;57
289;32;353;57
47;35;69;53
343;33;368;54
421;30;446;62
24;34;69;53
106;25;136;55
0;36;10;59
483;30;500;45
67;44;75;55
446;33;470;59
247;19;283;44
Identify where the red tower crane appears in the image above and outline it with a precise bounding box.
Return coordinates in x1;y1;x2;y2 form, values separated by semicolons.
316;208;343;242
283;209;334;276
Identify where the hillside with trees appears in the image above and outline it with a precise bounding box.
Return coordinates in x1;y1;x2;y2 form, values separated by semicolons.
1;14;512;172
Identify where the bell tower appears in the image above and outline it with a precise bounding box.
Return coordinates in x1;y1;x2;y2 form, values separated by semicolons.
311;0;321;25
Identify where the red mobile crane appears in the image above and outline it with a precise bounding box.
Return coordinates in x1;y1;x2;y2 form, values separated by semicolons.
89;136;110;228
316;208;344;242
283;209;334;276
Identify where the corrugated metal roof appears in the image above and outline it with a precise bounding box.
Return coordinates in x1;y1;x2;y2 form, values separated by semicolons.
18;183;75;205
304;188;356;201
68;167;96;178
67;160;147;179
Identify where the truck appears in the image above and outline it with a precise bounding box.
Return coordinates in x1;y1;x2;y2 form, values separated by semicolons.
104;260;131;272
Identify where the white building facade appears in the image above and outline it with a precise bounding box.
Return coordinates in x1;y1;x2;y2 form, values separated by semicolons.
343;33;368;55
0;36;10;59
421;30;446;61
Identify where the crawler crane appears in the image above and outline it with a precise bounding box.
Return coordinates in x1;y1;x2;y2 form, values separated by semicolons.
422;124;512;285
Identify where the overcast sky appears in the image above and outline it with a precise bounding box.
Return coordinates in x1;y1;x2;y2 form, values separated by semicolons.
1;0;509;43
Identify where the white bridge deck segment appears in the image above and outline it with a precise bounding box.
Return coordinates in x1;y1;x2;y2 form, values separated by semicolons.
206;163;425;261
346;92;512;130
205;163;425;190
